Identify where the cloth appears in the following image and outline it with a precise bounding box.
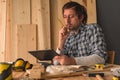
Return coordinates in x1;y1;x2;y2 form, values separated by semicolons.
57;23;108;65
75;54;105;66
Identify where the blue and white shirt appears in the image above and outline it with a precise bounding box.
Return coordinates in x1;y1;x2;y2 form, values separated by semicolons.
63;23;108;61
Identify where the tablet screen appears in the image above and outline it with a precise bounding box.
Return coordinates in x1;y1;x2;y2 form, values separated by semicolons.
28;49;59;60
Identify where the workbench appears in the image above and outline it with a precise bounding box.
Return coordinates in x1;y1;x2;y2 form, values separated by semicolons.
12;64;119;80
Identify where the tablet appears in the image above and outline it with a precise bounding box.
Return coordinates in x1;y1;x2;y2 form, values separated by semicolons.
28;49;59;60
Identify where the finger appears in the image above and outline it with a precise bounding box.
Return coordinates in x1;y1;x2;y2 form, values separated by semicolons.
53;56;59;60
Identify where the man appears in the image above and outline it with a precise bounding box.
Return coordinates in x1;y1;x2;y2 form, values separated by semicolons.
53;1;108;65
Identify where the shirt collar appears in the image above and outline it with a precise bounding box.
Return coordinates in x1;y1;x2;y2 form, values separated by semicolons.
70;24;85;36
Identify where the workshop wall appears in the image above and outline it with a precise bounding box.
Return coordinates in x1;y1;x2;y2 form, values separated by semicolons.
96;0;120;64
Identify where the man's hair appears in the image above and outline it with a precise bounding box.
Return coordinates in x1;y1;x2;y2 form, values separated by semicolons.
62;1;87;24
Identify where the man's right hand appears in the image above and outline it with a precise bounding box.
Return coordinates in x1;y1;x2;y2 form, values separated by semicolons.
58;27;70;50
53;55;76;65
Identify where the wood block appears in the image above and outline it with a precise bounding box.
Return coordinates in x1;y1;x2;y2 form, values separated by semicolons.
29;63;45;79
29;68;41;79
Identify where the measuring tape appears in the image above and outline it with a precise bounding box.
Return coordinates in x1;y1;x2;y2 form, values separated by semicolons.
113;76;119;80
95;64;104;70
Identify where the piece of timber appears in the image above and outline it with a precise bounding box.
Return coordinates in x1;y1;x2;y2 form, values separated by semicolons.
41;64;118;79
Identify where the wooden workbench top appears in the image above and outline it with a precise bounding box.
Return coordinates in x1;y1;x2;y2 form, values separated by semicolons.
12;64;119;80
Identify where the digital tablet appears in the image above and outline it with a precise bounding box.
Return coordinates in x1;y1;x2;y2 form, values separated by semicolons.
28;49;59;60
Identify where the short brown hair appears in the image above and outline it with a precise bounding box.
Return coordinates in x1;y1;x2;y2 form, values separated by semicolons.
62;1;87;24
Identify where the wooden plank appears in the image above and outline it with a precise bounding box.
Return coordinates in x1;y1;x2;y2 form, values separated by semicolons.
0;0;7;62
12;71;113;80
31;0;51;50
11;0;31;61
87;0;97;23
12;64;117;80
43;69;108;79
57;0;70;26
16;24;37;63
50;0;60;49
42;64;116;79
51;0;70;49
5;0;12;61
72;0;86;7
107;51;115;64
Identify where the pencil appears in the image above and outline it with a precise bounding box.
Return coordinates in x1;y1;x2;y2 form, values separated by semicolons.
57;18;64;27
57;18;70;32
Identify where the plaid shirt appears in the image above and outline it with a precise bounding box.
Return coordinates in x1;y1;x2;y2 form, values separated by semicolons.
63;23;108;61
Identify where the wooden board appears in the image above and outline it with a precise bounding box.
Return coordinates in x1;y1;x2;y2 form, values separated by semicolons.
41;64;116;79
12;64;117;80
50;0;60;50
16;24;37;63
0;0;7;62
31;0;51;50
87;0;97;23
6;0;12;61
11;0;31;61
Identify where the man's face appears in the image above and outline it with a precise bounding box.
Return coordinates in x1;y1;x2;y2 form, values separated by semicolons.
63;8;83;31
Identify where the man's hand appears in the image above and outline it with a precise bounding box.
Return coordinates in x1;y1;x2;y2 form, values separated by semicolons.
58;27;70;50
53;55;76;65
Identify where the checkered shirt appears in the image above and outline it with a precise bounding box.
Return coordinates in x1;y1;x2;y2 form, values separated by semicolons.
63;23;108;61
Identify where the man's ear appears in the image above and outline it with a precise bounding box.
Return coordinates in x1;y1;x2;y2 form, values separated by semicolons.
79;15;84;22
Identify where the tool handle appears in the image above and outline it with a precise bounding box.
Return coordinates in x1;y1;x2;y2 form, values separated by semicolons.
96;74;104;80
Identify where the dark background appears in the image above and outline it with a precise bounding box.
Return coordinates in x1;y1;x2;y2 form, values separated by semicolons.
96;0;120;64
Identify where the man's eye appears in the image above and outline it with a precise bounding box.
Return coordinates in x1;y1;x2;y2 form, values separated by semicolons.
63;16;67;18
69;15;74;18
63;15;75;18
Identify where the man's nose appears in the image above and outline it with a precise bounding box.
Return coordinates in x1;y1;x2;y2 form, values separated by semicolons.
67;17;70;24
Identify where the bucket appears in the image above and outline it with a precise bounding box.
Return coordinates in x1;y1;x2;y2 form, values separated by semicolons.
0;62;13;80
